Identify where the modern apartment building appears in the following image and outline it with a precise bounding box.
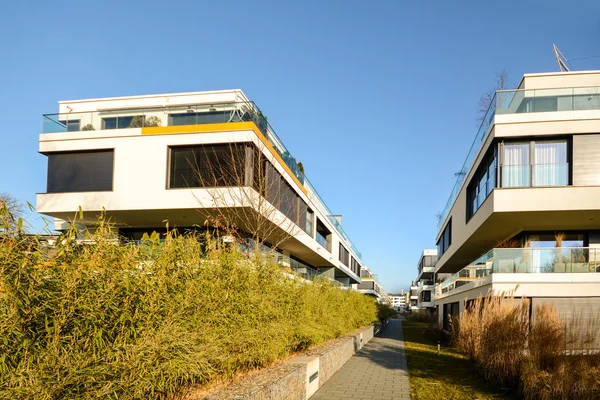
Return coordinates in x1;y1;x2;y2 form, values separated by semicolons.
434;70;600;330
408;282;418;312
415;249;437;312
36;90;363;286
388;292;406;312
357;266;385;301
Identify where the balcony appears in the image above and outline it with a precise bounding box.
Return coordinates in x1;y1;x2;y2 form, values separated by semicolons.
437;85;600;229
357;280;382;298
439;246;600;295
417;280;434;293
417;265;435;281
42;101;363;261
272;251;319;281
418;300;435;309
360;269;373;279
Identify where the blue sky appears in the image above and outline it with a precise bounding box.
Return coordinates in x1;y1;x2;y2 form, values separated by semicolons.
1;0;599;293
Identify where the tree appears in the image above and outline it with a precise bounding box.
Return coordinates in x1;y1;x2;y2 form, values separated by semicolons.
477;68;510;126
0;192;25;234
187;142;304;253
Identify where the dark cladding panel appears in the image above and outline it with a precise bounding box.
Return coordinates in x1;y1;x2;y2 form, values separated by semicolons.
47;150;114;193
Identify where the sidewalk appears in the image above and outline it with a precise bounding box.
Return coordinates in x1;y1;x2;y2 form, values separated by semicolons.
310;318;411;400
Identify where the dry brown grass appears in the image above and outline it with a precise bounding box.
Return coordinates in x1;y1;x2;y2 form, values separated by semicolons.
453;290;528;386
453;291;600;398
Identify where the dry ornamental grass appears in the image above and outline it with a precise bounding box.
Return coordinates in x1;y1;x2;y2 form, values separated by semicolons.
452;290;600;399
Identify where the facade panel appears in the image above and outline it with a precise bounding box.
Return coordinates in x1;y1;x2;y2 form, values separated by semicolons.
573;134;600;186
47;150;114;193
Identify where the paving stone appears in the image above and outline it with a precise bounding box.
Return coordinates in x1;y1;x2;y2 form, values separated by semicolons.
310;319;411;400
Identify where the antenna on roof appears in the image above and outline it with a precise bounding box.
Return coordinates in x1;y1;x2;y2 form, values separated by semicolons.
553;44;570;72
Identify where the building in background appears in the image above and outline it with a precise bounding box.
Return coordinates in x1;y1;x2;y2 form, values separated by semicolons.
408;282;418;312
433;70;600;330
388;291;406;312
357;266;385;302
415;249;437;313
36;90;363;287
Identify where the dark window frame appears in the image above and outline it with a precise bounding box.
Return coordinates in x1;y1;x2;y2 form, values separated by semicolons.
167;142;311;234
466;144;498;222
436;217;452;259
339;243;350;267
58;119;81;132
498;136;571;189
46;149;114;193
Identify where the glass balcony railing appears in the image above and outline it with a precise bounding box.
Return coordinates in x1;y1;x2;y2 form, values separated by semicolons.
43;100;363;260
437;85;600;229
501;163;568;188
272;251;319;281
360;269;373;279
315;231;329;249
439;247;600;295
417;280;434;292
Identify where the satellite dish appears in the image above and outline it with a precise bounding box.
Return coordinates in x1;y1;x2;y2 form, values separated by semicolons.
553;44;570;72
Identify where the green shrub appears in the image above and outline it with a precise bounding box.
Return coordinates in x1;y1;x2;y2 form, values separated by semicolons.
0;219;377;399
376;302;397;320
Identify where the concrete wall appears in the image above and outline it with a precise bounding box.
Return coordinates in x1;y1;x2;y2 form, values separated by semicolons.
200;325;375;400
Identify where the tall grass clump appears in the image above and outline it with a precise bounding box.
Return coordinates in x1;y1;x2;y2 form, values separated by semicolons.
453;290;600;399
453;290;529;386
0;215;378;399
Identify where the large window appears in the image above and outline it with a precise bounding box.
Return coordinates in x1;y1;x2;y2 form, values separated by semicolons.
169;144;249;188
58;119;80;132
350;256;361;276
102;116;134;130
316;218;332;251
168;143;311;235
339;243;349;267
501;140;568;188
467;147;497;220
169;111;231;126
47;150;114;193
436;218;451;258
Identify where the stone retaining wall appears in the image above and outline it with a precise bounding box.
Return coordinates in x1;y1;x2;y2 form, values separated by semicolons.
201;325;375;400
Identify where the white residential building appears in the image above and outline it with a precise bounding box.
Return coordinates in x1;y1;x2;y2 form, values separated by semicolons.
388;292;406;312
357;266;385;301
37;90;364;286
416;249;437;312
433;70;600;330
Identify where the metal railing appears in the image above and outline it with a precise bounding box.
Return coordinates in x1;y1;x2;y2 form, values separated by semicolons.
439;246;600;295
437;85;600;229
42;100;363;260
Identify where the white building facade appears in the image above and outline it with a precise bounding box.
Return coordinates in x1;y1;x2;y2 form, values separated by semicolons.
433;70;600;329
37;90;364;286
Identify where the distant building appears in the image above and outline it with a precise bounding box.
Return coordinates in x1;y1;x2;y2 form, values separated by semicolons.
357;266;385;302
388;291;406;311
415;249;437;313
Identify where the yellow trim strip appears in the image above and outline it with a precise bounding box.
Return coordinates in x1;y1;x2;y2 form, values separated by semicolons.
141;122;308;195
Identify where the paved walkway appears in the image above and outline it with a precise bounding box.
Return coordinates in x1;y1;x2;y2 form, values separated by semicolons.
311;318;411;400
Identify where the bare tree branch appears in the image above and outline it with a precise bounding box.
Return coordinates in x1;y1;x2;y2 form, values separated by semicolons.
476;68;510;126
0;192;25;234
186;141;304;253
